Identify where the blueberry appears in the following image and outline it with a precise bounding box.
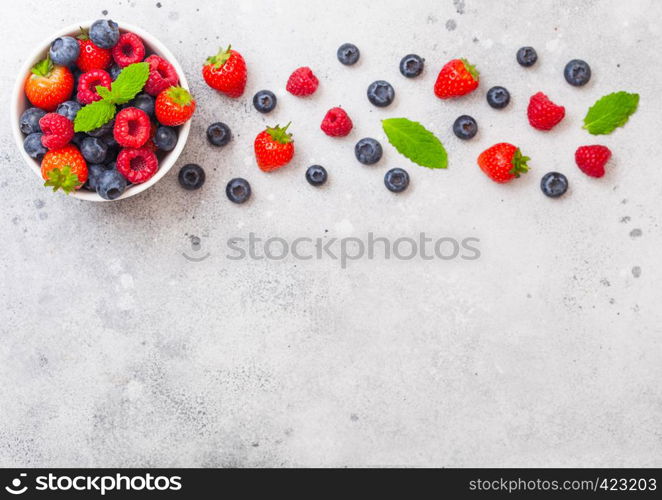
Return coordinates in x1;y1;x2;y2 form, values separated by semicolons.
154;126;178;151
540;172;568;198
564;59;591;86
102;134;118;149
87;163;114;191
49;36;80;67
71;132;86;148
131;93;155;117
206;122;232;147
19;107;46;135
399;54;425;78
87;120;114;137
355;138;383;165
178;164;206;190
384;168;410;193
96;169;127;200
80;136;108;164
89;19;120;49
23;133;47;160
305;165;328;186
252;90;277;113
226;178;251;203
367;80;395;107
452;115;478;140
108;64;122;81
486;86;510;109
337;43;360;65
56;100;81;121
516;46;538;67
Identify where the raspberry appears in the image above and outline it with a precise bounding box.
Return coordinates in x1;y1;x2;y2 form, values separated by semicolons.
113;107;151;148
527;92;565;131
77;69;112;105
116;146;159;184
111;32;146;67
575;145;612;178
144;55;179;96
38;113;74;149
286;67;319;96
320;107;353;137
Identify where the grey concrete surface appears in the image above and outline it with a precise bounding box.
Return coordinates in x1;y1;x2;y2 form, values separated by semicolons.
1;0;661;467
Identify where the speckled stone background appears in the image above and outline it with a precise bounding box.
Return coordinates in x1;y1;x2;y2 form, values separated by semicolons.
1;0;660;467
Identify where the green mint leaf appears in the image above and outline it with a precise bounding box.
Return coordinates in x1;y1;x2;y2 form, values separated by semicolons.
382;118;448;169
96;86;112;100
108;62;150;104
74;100;116;133
583;91;639;135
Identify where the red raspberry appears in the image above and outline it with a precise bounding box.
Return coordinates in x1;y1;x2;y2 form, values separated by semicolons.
575;145;612;178
113;107;152;148
116;146;159;184
39;113;74;149
144;55;179;96
527;92;565;131
286;67;319;96
112;32;146;67
77;69;112;105
320;107;353;137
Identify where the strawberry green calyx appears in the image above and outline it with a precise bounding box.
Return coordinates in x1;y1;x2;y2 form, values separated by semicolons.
266;122;293;144
166;86;194;106
206;45;233;69
77;27;90;41
460;58;479;81
31;56;54;77
509;148;530;178
44;166;82;194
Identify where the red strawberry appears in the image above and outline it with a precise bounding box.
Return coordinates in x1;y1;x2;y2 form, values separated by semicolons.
254;123;295;172
112;32;146;67
76;29;112;72
527;92;565;130
154;86;196;126
321;107;353;137
477;143;530;183
77;69;112;105
41;145;88;193
24;57;74;112
575;145;612;178
39;113;74;149
116;146;159;184
286;67;319;97
113;107;151;148
144;55;179;96
434;58;479;99
202;45;247;98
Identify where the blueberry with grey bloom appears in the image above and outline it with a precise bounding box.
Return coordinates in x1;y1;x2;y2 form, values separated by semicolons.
71;132;86;148
367;80;395;107
49;36;80;66
452;115;478;140
87;163;114;191
486;86;510;109
355;138;383;165
226;178;251;203
80;136;108;164
516;46;537;67
337;43;360;65
108;64;122;81
305;165;328;186
540;172;568;198
56;100;81;121
131;93;155;117
399;54;425;78
89;19;120;49
179;164;206;190
207;122;232;147
253;90;277;113
384;168;410;193
87;120;114;137
23;133;47;160
564;59;591;86
154;126;178;151
96;169;128;200
19;107;46;135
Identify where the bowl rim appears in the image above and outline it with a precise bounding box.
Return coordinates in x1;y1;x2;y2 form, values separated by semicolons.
10;20;191;202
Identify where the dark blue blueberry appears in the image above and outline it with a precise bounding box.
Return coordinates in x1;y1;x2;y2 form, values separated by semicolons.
540;172;568;198
87;119;114;137
19;107;46;135
226;178;251;203
96;169;127;200
131;93;155;117
384;168;410;193
72;68;83;89
179;164;206;190
87;163;114;191
49;36;80;66
564;59;591;86
108;64;122;81
355;138;383;165
56;100;81;121
305;165;328;186
399;54;425;78
337;43;360;65
516;46;538;67
80;136;108;164
154;126;178;151
367;80;395;107
253;90;277;113
102;134;118;149
206;122;232;147
452;115;478;140
486;86;510;109
23;133;47;160
71;132;86;148
89;19;120;49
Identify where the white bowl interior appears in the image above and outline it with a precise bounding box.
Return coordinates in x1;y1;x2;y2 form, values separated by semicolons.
11;21;191;202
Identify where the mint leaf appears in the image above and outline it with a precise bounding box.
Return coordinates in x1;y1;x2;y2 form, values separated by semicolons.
96;86;112;100
109;62;150;104
382;118;448;169
583;91;639;135
74;100;116;132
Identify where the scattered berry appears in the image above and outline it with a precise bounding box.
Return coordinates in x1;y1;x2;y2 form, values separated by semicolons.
355;138;382;165
56;100;81;121
337;43;360;65
575;145;611;178
96;168;127;200
516;46;538;67
80;136;108;164
320;107;353;137
306;165;328;186
130;93;155;117
154;86;196;126
253;90;277;113
144;55;179;96
434;58;479;99
24;57;74;111
540;172;568;198
116;146;159;184
77;69;112;104
527;92;565;130
76;31;112;72
112;32;145;67
178;164;206;190
367;80;395;107
486;86;510;109
452;115;478;140
384;168;410;193
23;133;47;160
40;145;88;192
89;19;120;49
254;123;295;172
39;113;74;149
202;45;247;98
49;36;80;67
206;122;232;147
113;107;151;148
399;54;425;78
477;143;530;183
226;178;251;204
286;67;319;97
154;126;178;151
564;59;591;86
19;108;47;135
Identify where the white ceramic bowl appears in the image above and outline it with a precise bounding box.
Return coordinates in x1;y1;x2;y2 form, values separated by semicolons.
11;21;191;202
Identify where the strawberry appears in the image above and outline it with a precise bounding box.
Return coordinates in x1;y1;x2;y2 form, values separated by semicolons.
41;145;88;193
39;113;74;149
434;58;479;99
254;123;295;172
477;143;530;183
575;145;611;178
202;45;247;98
24;56;74;112
527;92;565;130
286;67;319;96
76;29;112;72
321;107;353;137
154;86;196;126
